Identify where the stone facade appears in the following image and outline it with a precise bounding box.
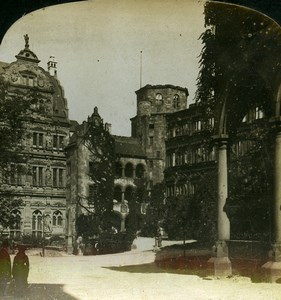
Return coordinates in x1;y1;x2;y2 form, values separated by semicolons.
131;84;189;185
0;36;70;239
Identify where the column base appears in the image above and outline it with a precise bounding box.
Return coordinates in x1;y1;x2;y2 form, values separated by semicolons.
208;257;232;277
262;261;281;283
208;241;232;277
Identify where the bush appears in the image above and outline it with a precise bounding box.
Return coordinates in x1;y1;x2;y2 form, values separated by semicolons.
98;231;134;254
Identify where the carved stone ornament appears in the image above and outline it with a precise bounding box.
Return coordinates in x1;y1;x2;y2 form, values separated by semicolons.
38;75;44;87
10;69;19;82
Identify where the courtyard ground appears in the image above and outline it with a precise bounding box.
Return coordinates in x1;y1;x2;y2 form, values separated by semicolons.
3;237;281;300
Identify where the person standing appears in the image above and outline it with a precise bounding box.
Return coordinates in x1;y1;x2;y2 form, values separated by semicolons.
12;244;29;297
0;240;11;297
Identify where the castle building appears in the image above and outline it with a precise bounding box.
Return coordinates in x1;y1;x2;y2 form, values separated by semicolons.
0;36;192;247
0;35;70;238
131;84;189;185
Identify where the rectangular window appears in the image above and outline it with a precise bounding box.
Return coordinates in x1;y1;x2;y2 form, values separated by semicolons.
39;133;43;147
59;169;63;187
38;167;43;186
53;135;58;148
156;151;160;158
149;136;154;146
53;135;65;150
33;133;44;148
195;120;201;131
59;136;64;149
53;168;64;187
149;160;154;169
32;166;44;186
53;168;57;187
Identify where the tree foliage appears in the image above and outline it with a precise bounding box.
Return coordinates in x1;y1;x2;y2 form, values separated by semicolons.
163;171;217;242
141;182;166;237
227;131;273;241
76;113;115;239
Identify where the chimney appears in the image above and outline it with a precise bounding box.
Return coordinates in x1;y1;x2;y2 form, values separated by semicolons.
47;56;57;77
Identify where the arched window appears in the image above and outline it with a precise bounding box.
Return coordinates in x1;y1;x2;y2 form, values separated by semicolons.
53;210;63;226
114;186;122;202
115;162;123;178
136;164;145;179
173;94;180;108
155;93;163;106
10;209;21;238
32;210;42;237
125;186;134;202
125;163;134;178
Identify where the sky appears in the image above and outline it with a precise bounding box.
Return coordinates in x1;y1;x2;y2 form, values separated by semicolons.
0;0;206;136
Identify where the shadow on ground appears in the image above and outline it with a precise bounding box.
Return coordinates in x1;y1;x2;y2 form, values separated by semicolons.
106;242;271;283
3;283;78;300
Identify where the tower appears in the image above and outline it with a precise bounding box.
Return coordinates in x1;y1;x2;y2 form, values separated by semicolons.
47;55;57;77
131;84;189;185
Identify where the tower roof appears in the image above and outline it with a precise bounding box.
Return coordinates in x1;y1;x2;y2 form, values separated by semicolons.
135;84;189;96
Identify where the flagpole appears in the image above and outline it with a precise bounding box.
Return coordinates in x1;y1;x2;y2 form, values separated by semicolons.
140;51;143;88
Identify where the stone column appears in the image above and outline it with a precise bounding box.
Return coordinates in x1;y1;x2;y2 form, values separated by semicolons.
121;166;125;178
209;135;232;277
133;166;136;179
217;138;230;241
120;215;126;232
263;128;281;282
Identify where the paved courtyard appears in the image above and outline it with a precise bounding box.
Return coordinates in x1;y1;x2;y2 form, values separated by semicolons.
3;237;281;300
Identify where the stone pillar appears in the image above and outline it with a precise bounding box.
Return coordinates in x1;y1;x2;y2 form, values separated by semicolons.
120;215;126;233
209;135;232;277
121;166;125;178
65;207;74;254
262;129;281;282
217;138;230;241
133;166;136;179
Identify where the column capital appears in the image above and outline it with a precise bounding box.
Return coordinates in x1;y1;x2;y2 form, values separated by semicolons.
212;134;229;147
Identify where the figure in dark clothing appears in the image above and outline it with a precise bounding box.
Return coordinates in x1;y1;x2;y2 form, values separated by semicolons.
12;245;29;297
0;240;11;297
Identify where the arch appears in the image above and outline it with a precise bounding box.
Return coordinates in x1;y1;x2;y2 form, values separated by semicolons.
115;161;123;178
124;185;134;202
136;164;145;179
215;69;274;135
125;162;134;178
155;93;163;106
32;210;42;237
114;185;122;202
10;209;22;238
53;210;63;226
173;94;180;108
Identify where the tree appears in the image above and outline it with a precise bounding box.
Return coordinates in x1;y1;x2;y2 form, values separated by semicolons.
226;129;273;241
163;170;217;243
141;182;166;237
76;111;115;240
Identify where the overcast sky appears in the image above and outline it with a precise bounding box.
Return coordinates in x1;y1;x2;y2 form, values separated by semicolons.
0;0;205;136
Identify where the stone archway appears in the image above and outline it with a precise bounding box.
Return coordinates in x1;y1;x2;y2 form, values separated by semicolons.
204;2;281;279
